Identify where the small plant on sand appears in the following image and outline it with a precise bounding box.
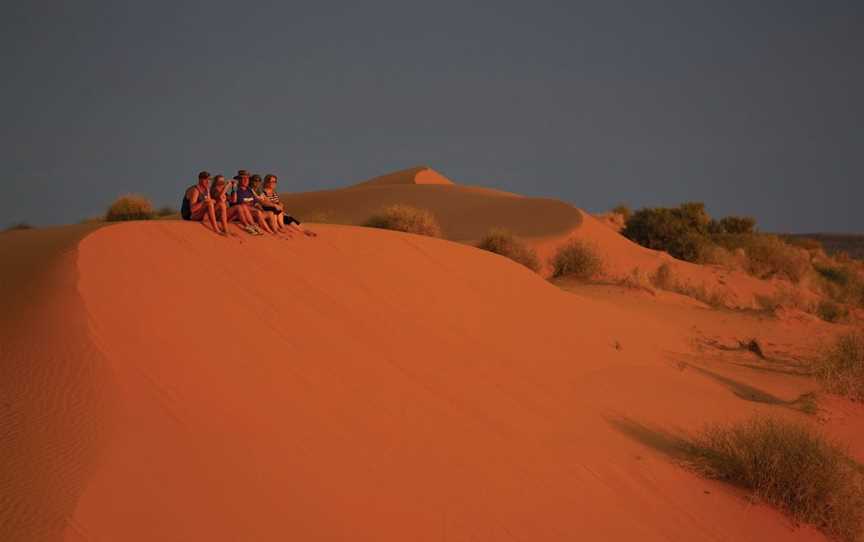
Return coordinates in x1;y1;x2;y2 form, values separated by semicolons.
105;194;155;221
817;300;849;323
3;222;33;231
648;263;727;307
815;332;864;402
816;263;864;308
364;204;442;238
618;267;655;294
477;228;540;272
688;416;864;542
650;263;675;290
611;204;632;221
550;239;603;280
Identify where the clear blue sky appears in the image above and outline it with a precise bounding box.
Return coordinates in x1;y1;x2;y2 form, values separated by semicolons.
2;0;861;232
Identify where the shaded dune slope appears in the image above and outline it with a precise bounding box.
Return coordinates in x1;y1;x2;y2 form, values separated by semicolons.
58;222;825;541
282;169;581;242
0;226;111;542
280;170;791;310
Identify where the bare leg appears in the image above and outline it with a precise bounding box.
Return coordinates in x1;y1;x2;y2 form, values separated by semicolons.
200;200;221;234
240;206;255;227
217;202;229;233
268;212;281;234
254;210;276;234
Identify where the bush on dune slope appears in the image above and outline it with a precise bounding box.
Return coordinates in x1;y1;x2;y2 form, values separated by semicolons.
477;228;540;272
364;204;442;238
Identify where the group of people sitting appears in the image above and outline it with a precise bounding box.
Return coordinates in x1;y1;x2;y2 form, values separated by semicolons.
181;170;316;237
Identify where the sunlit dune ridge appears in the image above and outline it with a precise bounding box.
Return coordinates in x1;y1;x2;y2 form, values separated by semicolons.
0;221;846;541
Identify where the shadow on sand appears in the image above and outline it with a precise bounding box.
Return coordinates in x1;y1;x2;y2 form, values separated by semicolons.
683;363;817;414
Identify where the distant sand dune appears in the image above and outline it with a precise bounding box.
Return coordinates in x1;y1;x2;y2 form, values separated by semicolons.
282;180;581;242
348;166;455;188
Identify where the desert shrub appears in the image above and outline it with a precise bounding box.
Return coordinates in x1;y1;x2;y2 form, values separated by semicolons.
3;222;33;231
363;204;442;238
713;215;757;235
649;263;727;307
784;236;825;253
105;194;155;222
755;285;814;314
651;263;675;290
817;300;849;323
696;242;737;268
690;416;864;541
623;206;708;261
714;234;810;282
815;333;864;402
611;204;632;221
817;264;854;286
816;263;864;307
477;228;540;272
156;205;178;217
550;239;603;280
618;267;654;293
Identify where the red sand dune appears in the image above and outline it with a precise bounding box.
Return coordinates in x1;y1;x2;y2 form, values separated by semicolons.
4;220;858;541
349;165;456;187
281;167;582;242
283;169;816;310
532;210;799;309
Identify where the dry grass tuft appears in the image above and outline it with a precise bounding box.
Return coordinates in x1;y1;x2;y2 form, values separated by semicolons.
364;204;442;238
106;194;155;222
817;300;849;323
3;222;33;232
618;267;655;294
611;204;632;221
649;263;728;307
550;239;603;280
689;416;864;542
715;234;811;283
477;228;540;272
815;333;864;402
755;285;815;314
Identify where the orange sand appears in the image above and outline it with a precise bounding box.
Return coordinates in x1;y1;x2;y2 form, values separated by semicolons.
1;173;860;541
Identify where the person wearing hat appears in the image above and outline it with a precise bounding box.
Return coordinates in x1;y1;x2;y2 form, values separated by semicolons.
181;171;224;235
229;170;276;234
210;175;262;235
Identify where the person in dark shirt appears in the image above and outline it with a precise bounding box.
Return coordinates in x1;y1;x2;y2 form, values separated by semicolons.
211;175;261;235
181;171;224;235
229;170;276;234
